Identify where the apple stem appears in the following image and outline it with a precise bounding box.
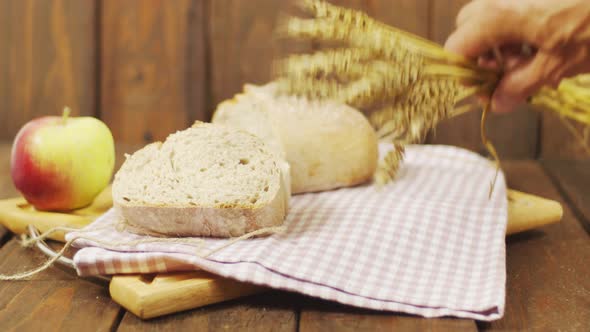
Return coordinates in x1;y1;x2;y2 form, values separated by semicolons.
62;107;71;125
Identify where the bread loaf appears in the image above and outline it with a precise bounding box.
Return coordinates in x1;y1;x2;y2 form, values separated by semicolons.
112;122;290;237
212;83;378;194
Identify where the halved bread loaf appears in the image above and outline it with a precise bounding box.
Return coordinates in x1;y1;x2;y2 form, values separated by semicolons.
212;82;378;194
112;122;290;237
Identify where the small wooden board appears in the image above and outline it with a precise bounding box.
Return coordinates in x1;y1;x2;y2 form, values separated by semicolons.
0;185;113;241
506;189;563;235
0;188;563;319
110;271;264;319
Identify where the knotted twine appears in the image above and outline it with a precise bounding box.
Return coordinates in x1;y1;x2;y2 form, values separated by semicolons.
0;217;285;281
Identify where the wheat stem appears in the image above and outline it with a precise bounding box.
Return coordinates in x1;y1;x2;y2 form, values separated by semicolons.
424;64;498;82
480;102;500;198
450;104;476;118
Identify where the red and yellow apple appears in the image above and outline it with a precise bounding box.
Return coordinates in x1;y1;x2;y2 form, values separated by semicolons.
10;108;115;211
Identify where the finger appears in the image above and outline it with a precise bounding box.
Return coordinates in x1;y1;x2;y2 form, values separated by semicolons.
500;43;535;58
491;54;551;113
503;53;532;71
445;0;540;58
446;18;529;59
455;0;484;27
478;57;500;70
478;47;531;70
559;45;590;80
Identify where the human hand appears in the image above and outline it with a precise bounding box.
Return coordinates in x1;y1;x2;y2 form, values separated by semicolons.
444;0;590;113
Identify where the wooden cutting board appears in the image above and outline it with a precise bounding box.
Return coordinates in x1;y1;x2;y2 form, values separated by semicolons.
0;185;113;242
0;187;563;319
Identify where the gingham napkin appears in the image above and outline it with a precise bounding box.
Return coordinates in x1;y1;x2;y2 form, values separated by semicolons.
67;144;507;321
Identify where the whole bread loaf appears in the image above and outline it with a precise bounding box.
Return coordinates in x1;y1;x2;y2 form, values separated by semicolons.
112;122;290;237
212;83;378;194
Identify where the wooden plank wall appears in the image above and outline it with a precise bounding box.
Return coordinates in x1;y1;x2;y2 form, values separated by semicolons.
0;0;96;135
100;0;206;143
0;0;586;159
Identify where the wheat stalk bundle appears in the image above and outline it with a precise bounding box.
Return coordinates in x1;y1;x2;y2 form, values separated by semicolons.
275;0;590;184
532;75;590;154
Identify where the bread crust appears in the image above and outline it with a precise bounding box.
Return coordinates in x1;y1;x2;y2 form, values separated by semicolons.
114;181;287;237
275;104;378;193
112;122;290;238
212;84;378;194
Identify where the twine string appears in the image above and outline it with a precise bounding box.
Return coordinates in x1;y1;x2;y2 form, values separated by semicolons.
0;220;285;281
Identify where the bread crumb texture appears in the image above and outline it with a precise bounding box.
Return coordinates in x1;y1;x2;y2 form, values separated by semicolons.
113;123;281;209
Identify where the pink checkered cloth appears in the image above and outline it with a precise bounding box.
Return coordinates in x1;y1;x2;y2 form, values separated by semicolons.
67;144;507;321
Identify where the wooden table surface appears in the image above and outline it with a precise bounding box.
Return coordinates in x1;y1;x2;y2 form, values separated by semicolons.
0;142;589;331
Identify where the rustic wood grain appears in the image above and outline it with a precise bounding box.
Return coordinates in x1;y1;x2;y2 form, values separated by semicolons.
427;0;539;158
185;0;209;124
101;0;202;144
297;295;477;332
0;144;17;241
366;0;429;38
0;0;96;141
300;310;477;332
0;144;18;199
0;226;8;243
540;113;590;159
478;161;590;331
541;160;590;234
485;105;539;159
0;239;122;331
116;291;298;332
208;0;312;109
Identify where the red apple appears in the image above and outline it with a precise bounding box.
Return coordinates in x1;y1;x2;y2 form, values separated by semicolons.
11;107;115;211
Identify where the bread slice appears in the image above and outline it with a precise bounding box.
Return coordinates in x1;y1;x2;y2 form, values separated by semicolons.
112;122;290;237
212;82;378;194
